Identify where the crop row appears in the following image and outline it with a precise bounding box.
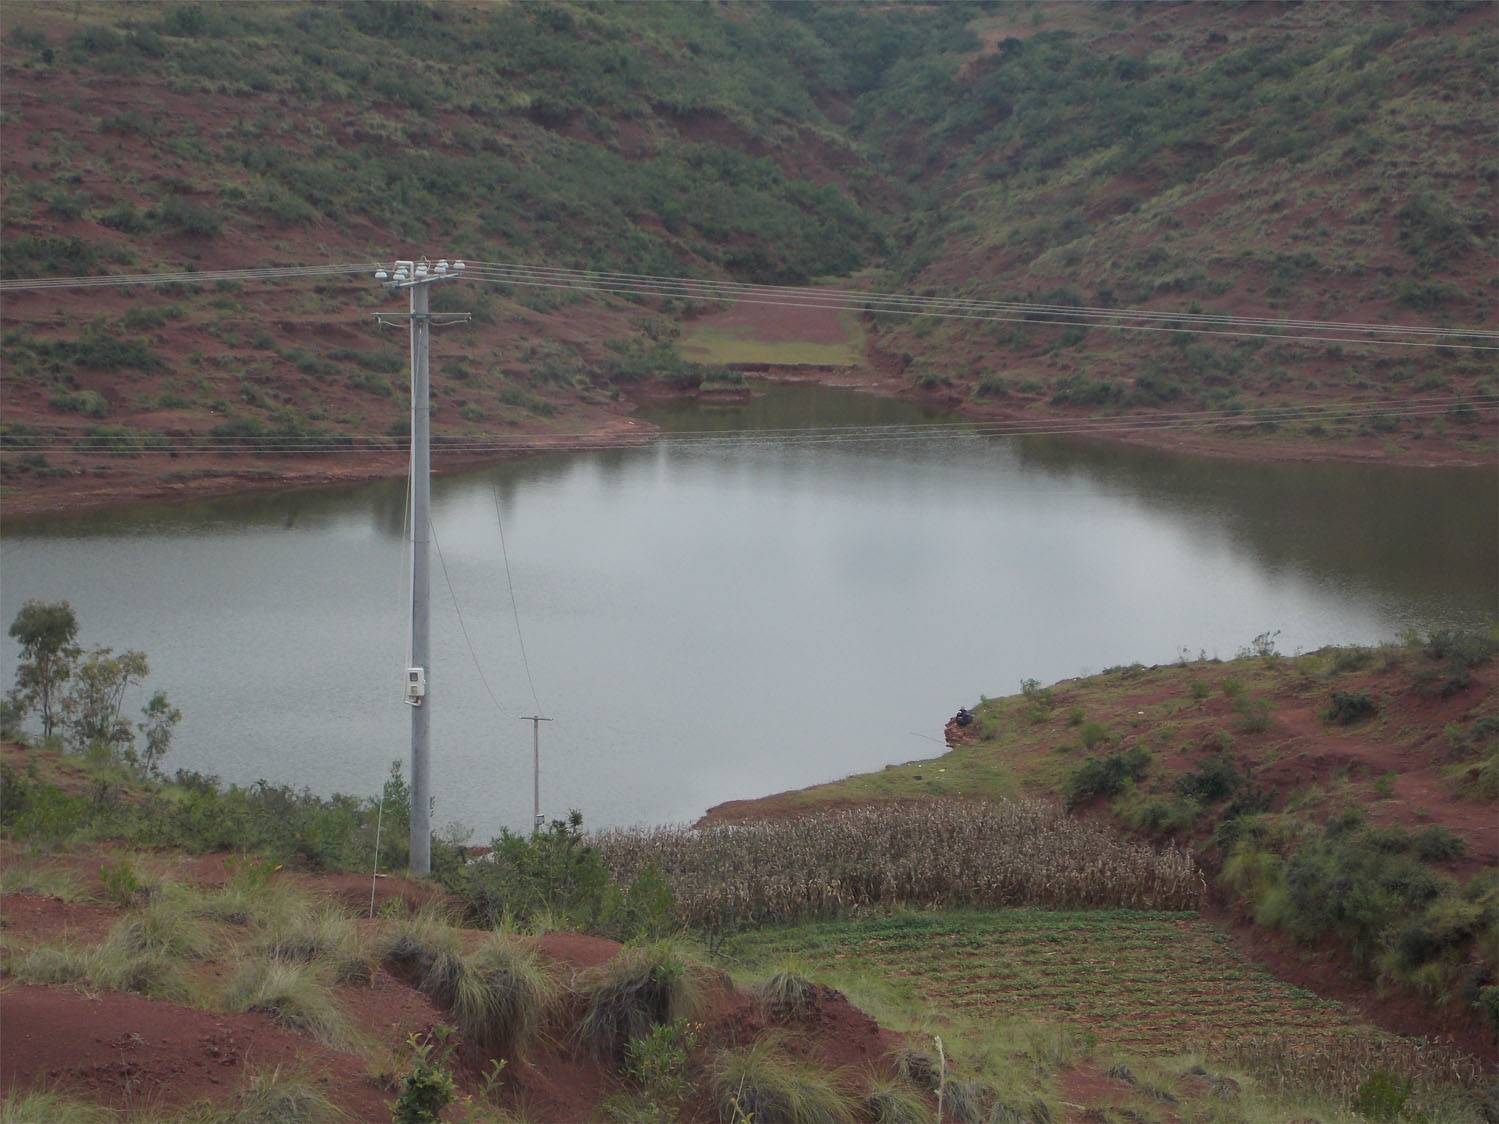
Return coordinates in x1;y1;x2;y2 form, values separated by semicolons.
729;909;1367;1052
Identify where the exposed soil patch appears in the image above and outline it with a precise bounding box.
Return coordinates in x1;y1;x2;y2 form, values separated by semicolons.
1;892;119;948
1;983;392;1118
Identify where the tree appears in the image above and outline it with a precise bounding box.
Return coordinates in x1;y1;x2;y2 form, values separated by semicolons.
7;600;80;738
61;647;148;754
134;690;181;779
7;603;180;779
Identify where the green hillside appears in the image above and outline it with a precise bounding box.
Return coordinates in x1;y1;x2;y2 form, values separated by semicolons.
0;1;1494;500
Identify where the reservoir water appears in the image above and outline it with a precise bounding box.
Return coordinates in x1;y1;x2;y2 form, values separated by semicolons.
2;385;1494;839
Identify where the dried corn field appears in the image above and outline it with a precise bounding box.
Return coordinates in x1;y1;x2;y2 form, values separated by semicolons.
593;799;1204;931
1230;1031;1490;1109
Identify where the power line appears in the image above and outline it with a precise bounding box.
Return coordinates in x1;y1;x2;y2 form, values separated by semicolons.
2;257;1494;351
459;260;1497;345
3;394;1492;457
430;516;517;721
0;262;380;291
492;483;543;717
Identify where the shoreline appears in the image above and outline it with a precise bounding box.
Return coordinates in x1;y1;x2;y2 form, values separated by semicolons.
2;376;1493;520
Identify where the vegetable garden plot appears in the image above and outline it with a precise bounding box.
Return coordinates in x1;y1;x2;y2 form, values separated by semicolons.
728;910;1369;1052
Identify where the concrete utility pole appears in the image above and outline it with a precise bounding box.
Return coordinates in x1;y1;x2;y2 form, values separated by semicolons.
521;714;553;831
375;258;468;876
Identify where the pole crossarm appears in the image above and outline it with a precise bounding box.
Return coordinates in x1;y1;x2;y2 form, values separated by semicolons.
373;256;468;877
371;313;472;326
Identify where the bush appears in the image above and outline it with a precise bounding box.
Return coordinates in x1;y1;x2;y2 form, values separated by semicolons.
623;1017;699;1108
1271;824;1459;968
450;811;611;931
1064;747;1151;808
346;369;394;397
973;372;1009;397
1233;696;1272;733
0;235;102;279
1424;629;1499;668
1326;690;1377;725
392;1027;459;1124
73;426;169;453
1411;826;1466;862
50;389;110;418
158;193;222;237
1351;1070;1411;1121
1118;793;1200;834
1019;678;1053;722
1174;754;1242;803
1078;720;1109;749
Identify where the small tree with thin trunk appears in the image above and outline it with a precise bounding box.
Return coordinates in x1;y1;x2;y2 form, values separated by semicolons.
7;600;80;739
7;601;180;779
135;689;182;779
62;647;149;757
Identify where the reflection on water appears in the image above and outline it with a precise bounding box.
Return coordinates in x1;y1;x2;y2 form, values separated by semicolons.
2;385;1493;838
1009;435;1496;625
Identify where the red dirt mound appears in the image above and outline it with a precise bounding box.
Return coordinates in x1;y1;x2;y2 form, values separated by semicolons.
0;984;391;1118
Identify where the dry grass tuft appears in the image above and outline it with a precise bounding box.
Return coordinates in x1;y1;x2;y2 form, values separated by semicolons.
574;941;702;1063
709;1036;857;1124
452;935;561;1059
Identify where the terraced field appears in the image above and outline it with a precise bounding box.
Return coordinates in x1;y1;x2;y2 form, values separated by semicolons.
726;909;1365;1054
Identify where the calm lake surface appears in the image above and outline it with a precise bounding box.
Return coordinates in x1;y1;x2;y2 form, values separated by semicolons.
3;386;1494;838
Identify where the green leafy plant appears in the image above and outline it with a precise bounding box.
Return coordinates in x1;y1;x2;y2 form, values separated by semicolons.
1173;754;1243;803
1233;695;1272;733
451;810;612;931
98;856;141;907
1019;678;1054;723
1351;1068;1413;1121
624;1017;700;1109
391;1026;458;1124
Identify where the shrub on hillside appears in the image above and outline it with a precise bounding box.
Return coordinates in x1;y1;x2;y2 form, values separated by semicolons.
1174;754;1243;803
447;811;675;940
1064;747;1151;808
1412;826;1466;863
1326;690;1377;725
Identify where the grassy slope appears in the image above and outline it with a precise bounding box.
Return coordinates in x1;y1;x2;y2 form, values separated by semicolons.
4;814;1482;1124
0;1;899;502
5;635;1496;1118
2;1;1494;510
857;2;1497;446
703;635;1499;1058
